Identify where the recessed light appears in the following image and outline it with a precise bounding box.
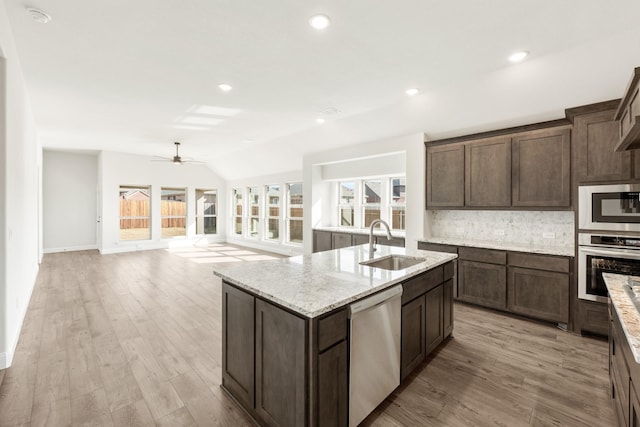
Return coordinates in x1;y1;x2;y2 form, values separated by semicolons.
218;84;233;92
405;88;420;96
509;51;529;63
309;14;331;30
26;7;51;24
316;117;326;124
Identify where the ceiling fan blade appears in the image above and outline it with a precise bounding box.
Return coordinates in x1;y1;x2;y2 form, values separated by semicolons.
182;160;204;164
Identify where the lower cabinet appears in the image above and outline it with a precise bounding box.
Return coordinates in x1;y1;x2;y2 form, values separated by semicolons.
400;262;454;381
507;267;569;323
458;259;507;310
313;230;332;253
332;232;353;249
313;229;405;252
317;341;348;426
610;304;637;427
255;299;306;427
632;382;640;427
580;300;609;336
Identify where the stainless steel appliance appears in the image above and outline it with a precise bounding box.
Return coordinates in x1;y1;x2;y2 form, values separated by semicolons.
578;233;640;303
348;285;402;427
579;184;640;232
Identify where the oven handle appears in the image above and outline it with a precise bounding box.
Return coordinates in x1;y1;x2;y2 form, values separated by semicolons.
579;246;640;259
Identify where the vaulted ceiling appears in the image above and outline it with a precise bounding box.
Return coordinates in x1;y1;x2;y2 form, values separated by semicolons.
5;0;640;179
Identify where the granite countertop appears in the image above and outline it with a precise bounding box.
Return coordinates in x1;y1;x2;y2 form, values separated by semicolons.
419;237;574;257
604;273;640;363
213;245;456;318
314;226;406;238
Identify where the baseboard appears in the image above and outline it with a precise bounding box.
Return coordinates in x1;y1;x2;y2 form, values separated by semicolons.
0;352;7;371
43;244;99;254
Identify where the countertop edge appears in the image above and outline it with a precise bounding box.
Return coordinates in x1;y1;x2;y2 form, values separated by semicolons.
604;273;640;364
418;238;574;257
215;251;457;319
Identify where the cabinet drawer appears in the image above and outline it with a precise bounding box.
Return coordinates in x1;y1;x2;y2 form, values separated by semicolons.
459;247;506;265
317;309;347;352
402;267;443;304
508;252;570;273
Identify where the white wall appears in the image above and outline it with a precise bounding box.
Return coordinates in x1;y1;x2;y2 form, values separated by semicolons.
43;150;98;252
303;133;425;254
226;170;304;256
100;151;227;254
0;2;42;368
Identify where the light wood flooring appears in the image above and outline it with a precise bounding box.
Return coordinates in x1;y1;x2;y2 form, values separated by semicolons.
0;245;614;426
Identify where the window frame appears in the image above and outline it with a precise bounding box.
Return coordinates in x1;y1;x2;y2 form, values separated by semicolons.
248;186;261;239
160;187;187;238
265;184;280;241
337;180;356;227
118;185;152;241
286;182;303;245
362;179;383;228
233;188;244;236
389;177;406;231
196;188;217;235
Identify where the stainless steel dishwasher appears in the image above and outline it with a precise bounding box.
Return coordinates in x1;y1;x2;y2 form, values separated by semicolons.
348;285;402;427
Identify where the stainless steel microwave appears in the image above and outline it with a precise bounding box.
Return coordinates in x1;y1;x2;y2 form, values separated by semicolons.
579;184;640;232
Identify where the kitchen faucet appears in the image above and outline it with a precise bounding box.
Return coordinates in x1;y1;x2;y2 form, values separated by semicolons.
369;219;392;258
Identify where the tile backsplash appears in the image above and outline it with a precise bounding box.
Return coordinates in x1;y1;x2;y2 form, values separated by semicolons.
426;210;574;249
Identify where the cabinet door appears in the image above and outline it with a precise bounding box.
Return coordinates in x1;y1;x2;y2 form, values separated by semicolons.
574;109;632;183
352;233;369;246
465;136;511;207
317;341;348;427
425;285;444;354
426;144;465;207
331;232;352;249
255;300;306;427
507;267;569;323
401;295;426;380
458;260;507;310
313;230;332;253
511;128;571;207
578;300;609;336
443;278;454;338
379;236;405;247
222;283;255;410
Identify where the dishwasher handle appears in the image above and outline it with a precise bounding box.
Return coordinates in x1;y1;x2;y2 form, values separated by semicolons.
349;285;403;317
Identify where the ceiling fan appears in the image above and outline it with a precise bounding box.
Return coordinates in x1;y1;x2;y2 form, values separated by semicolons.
151;142;203;165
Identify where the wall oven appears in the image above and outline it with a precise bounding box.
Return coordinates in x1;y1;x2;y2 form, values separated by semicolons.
579;184;640;232
578;233;640;303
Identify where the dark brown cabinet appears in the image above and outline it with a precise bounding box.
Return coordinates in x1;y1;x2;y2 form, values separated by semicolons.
465;136;512;207
632;382;640;427
443;279;453;337
222;282;348;427
458;259;506;310
400;294;426;380
400;262;454;381
222;284;255;410
313;230;332;253
313;229;405;253
317;340;348;426
425;284;444;354
574;109;632;183
511;128;571;207
331;232;352;250
426;144;465;208
255;300;306;427
507;267;569;323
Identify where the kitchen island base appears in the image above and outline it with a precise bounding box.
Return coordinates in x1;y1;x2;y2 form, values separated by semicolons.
220;259;455;427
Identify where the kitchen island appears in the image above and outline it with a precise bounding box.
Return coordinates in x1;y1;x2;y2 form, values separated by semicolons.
214;244;457;427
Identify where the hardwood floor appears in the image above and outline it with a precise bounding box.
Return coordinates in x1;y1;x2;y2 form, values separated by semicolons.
0;246;613;426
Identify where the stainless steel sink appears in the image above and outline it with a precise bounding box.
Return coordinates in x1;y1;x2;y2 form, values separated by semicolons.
359;255;425;271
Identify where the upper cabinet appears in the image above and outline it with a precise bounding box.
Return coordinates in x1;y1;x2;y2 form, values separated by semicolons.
573;108;632;183
512;128;571;207
426;124;571;209
614;67;640;152
426;144;464;207
465;136;511;207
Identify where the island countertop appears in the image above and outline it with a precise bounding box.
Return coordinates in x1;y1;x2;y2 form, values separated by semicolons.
213;244;457;318
604;273;640;363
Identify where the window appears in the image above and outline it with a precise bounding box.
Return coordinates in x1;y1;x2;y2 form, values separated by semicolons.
362;179;382;227
233;188;243;235
161;188;187;238
119;185;151;240
196;189;217;234
249;187;260;238
266;185;280;240
390;177;406;230
287;183;303;244
338;181;355;227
